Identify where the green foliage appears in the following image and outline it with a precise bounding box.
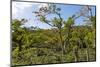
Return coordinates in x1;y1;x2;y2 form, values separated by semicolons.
52;17;62;28
12;5;96;66
64;17;74;27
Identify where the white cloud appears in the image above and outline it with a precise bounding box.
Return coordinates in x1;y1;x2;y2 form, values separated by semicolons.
12;2;33;18
12;1;50;18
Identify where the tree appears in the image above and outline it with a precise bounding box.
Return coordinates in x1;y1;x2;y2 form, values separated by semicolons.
33;4;66;61
12;19;27;56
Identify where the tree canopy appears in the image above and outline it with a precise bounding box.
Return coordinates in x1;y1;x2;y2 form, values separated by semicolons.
11;3;96;66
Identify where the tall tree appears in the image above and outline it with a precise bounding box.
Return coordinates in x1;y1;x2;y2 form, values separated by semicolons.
33;4;66;61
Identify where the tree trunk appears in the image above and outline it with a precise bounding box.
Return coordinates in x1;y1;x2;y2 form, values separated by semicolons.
73;48;78;62
86;48;89;61
59;28;64;61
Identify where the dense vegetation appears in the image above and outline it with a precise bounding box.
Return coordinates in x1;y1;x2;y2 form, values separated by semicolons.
11;4;96;66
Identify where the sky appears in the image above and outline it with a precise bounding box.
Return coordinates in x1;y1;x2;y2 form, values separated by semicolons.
12;1;96;29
